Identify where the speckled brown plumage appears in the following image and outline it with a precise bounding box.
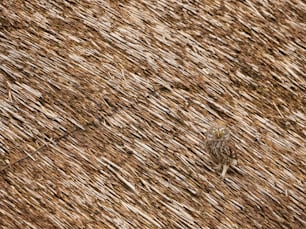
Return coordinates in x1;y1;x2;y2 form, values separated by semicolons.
204;125;237;178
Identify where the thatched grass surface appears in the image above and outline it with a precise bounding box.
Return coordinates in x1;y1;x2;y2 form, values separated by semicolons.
0;0;305;228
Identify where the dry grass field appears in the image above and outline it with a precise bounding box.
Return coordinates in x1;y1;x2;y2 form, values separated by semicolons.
0;0;305;228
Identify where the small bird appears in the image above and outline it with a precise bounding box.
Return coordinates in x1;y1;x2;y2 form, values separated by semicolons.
203;125;238;178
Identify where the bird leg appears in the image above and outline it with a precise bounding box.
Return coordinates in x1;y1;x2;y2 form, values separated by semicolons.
220;164;229;178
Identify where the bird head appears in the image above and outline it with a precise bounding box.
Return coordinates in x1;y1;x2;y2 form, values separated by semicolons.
213;127;227;139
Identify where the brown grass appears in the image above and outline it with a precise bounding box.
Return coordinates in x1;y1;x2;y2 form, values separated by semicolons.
0;0;305;228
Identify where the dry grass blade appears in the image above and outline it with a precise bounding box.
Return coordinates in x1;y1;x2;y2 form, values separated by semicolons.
0;0;305;228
